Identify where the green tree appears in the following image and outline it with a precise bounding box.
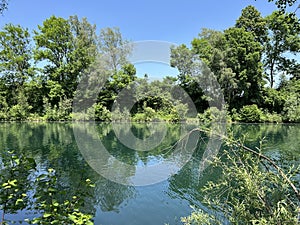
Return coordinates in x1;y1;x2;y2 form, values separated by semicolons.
97;63;137;112
69;15;97;72
264;11;300;87
34;16;97;119
96;27;135;112
281;79;300;122
98;27;131;73
224;27;264;108
170;44;208;112
235;5;268;44
34;16;96;102
188;27;264;110
191;29;238;108
0;24;34;107
34;16;74;103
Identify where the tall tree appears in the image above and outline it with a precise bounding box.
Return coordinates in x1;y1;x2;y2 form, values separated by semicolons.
34;16;97;104
189;27;264;109
224;27;264;108
98;27;131;73
170;44;208;112
69;15;97;68
264;11;300;87
236;5;268;44
0;24;33;106
96;27;134;110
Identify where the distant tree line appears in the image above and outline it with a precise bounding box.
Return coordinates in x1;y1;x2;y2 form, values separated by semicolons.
0;5;300;122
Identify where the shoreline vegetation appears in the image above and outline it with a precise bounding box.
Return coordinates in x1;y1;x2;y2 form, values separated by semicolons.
0;105;294;124
0;6;300;124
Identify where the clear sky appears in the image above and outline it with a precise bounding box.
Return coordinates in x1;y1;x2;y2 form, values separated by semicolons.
0;0;284;79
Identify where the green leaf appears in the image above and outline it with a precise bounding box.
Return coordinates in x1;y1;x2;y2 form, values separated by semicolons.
43;213;52;218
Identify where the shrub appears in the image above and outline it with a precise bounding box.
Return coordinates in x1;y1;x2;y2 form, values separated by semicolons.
283;94;300;123
230;108;241;122
94;103;111;121
239;104;263;123
43;97;72;121
261;111;283;123
111;106;130;122
198;107;228;123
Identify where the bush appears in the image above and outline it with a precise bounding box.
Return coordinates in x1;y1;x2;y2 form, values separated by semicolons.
261;111;283;123
111;106;130;122
239;104;263;123
283;94;300;123
0;96;8;120
94;103;111;121
230;108;241;122
9;104;32;121
182;133;300;224
181;208;221;225
8;92;32;121
198;107;229;123
43;97;72;121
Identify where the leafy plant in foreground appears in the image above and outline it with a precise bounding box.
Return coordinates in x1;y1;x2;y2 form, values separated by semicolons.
182;128;300;224
0;150;35;224
29;168;95;225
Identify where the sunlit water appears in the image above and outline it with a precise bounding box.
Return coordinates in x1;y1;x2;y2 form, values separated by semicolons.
0;122;299;225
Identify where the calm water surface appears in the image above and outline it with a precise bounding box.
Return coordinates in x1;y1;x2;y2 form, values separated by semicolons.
0;122;299;225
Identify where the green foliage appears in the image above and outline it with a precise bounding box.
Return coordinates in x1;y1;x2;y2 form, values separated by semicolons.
182;135;300;224
224;27;264;108
283;94;300;122
181;208;221;225
198;107;229;123
0;23;33;91
8;91;32;120
111;106;130;121
281;79;300;122
132;103;156;122
98;27;131;72
239;104;264;123
34;15;96;104
94;103;111;121
264;0;298;11
264;11;300;87
236;5;267;44
30;169;94;225
170;44;208;112
173;24;264;111
0;9;300;123
0;150;95;224
0;151;35;224
262;87;285;113
261;111;283;123
43;97;72;121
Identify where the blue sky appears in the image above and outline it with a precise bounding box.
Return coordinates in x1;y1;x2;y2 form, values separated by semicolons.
0;0;283;79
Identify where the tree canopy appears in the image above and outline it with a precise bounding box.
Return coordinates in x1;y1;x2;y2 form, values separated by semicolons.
0;6;299;123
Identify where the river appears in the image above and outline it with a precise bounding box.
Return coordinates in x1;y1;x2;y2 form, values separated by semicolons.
0;122;299;225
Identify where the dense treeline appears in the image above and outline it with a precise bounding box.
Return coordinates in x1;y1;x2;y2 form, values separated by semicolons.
171;5;300;123
0;6;300;122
